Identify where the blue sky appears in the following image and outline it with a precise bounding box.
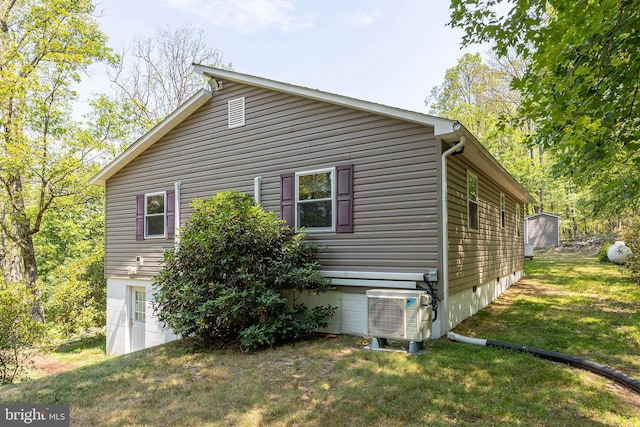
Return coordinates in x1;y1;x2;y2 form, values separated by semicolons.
84;0;486;115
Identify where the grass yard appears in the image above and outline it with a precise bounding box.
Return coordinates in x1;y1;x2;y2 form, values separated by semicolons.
1;251;639;426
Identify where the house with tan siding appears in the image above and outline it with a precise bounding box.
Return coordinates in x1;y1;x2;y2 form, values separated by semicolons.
91;66;535;355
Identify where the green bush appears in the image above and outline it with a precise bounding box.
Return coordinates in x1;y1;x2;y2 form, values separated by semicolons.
598;239;615;263
0;283;44;384
152;191;335;350
45;247;106;336
620;223;640;285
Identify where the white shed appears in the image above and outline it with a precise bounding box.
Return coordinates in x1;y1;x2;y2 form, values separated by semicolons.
525;213;561;248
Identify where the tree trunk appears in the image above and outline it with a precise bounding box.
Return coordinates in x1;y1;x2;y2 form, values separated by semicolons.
6;175;45;322
22;235;44;322
4;239;23;284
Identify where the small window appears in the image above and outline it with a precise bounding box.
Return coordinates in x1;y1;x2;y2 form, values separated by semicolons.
134;290;146;324
515;203;521;237
228;97;245;129
500;193;506;228
296;168;334;231
467;172;479;231
145;192;166;238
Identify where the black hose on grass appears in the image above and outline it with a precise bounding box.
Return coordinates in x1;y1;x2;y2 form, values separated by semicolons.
447;332;640;395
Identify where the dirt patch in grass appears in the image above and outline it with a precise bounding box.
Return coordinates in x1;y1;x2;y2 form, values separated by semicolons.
31;355;77;375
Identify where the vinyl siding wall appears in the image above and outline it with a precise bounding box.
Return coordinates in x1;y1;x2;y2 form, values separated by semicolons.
104;81;441;279
446;155;524;295
526;214;560;248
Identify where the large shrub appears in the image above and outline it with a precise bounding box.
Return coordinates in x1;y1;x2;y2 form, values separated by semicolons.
0;283;44;384
152;191;334;349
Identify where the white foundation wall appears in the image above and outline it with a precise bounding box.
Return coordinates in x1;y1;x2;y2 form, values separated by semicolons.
295;291;368;336
105;269;523;354
297;269;524;339
445;270;523;334
106;278;178;355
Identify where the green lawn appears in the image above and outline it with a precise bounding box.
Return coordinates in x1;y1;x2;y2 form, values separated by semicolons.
2;251;639;426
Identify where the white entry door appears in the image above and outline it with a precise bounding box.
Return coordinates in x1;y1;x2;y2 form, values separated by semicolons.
130;287;146;352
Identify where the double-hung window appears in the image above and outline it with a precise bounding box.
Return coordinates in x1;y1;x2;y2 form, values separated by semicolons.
467;172;479;231
145;192;166;238
296;168;334;231
136;189;175;241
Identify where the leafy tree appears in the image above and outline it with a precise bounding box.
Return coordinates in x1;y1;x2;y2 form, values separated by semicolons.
91;23;231;153
427;53;499;138
449;0;640;215
0;282;44;384
153;192;334;350
426;52;557;213
44;245;106;336
0;0;113;320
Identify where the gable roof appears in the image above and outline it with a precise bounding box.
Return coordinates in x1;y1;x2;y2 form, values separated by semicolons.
526;212;562;220
90;66;535;204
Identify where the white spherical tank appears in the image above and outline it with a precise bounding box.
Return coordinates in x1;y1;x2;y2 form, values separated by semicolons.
607;241;633;264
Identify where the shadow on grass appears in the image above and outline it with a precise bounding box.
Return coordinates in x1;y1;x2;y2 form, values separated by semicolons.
1;252;638;425
1;335;637;426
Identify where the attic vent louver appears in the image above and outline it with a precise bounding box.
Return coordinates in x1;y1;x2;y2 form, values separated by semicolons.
228;97;245;129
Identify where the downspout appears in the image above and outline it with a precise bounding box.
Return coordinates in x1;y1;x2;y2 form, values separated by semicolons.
440;135;466;336
174;182;181;247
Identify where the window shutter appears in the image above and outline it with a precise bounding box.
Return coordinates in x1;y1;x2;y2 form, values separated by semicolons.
136;195;145;241
166;189;175;239
280;172;295;228
336;164;354;233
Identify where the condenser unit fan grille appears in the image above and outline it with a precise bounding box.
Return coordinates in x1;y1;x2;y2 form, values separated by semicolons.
368;298;405;338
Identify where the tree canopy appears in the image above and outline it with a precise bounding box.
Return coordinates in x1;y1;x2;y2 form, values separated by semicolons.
450;0;640;215
0;0;113;320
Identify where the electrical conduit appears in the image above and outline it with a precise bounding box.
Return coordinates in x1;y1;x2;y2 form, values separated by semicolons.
447;332;640;395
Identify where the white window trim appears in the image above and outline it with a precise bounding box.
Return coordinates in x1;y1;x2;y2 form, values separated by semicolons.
515;203;521;237
500;192;506;229
467;171;479;231
144;191;166;239
295;167;336;232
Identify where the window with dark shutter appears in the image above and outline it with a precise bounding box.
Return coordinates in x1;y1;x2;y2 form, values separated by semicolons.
136;190;175;240
282;164;354;233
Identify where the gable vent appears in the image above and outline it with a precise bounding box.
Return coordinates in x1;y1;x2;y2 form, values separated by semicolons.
228;97;245;129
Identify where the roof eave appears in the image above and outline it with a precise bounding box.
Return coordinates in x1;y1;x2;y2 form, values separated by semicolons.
193;64;457;135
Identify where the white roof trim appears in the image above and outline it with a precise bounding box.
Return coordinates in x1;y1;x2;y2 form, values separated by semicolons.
90;89;213;187
193;64;458;135
525;213;562;219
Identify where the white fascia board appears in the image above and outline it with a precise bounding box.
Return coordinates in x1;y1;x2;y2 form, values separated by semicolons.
193;65;457;134
90;89;213;187
525;213;562;219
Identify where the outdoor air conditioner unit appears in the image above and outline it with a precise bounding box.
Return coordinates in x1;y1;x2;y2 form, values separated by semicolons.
367;289;432;342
